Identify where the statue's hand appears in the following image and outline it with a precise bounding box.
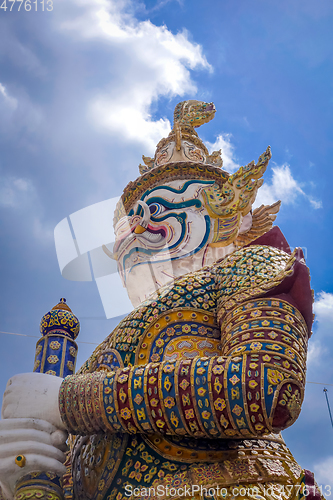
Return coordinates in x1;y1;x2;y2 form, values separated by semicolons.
1;373;65;430
0;418;67;500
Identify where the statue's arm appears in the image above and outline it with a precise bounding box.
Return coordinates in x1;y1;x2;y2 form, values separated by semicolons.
60;295;309;439
60;320;306;439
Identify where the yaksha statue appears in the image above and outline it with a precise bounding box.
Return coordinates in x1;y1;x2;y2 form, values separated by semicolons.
0;101;322;500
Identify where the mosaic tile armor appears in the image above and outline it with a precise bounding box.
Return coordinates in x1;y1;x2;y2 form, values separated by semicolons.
58;231;317;500
56;101;321;500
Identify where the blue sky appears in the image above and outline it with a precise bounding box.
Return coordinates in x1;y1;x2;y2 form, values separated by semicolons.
1;0;333;484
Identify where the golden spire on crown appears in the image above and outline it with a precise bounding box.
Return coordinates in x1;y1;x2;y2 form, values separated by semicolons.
139;100;223;174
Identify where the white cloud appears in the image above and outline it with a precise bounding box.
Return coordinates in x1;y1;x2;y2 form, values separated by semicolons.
313;455;333;486
0;82;18;110
314;291;333;319
307;339;325;367
309;198;323;209
0;20;46;78
91;102;171;154
55;0;211;154
33;217;54;244
0;82;42;138
307;291;333;373
206;133;240;173
0;175;35;208
254;164;304;206
254;164;322;209
0;174;54;245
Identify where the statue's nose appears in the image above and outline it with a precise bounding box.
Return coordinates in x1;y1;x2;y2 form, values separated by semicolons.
134;201;151;234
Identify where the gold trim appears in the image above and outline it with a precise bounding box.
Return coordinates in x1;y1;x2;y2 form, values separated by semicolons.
59;337;67;377
207;357;224;435
99;373;112;432
127;363;142;432
223;356;240;436
191;356;210;438
113;369;128;433
222;327;307;360
135;308;217;365
242;352;256;435
158;361;175;435
221;300;308;336
174;358;193;436
40;337;47;373
144;363;159;433
14;455;26;468
143;434;238;463
260;362;274;433
82;374;98;433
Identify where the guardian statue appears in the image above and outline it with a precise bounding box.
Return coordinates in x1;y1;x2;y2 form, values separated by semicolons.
0;101;320;500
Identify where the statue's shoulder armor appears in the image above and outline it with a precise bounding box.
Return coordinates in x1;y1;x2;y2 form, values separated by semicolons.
214;244;292;296
214;243;299;318
214;240;313;332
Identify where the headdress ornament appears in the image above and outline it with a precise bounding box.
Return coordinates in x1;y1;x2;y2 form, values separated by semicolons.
115;100;226;223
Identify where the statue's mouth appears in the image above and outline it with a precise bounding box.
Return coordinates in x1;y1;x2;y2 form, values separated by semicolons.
114;225;166;254
143;226;166;238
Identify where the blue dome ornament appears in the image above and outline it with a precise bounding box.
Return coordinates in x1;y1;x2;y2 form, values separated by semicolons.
34;298;79;377
40;297;80;339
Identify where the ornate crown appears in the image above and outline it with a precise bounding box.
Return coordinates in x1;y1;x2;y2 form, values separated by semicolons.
113;100;280;248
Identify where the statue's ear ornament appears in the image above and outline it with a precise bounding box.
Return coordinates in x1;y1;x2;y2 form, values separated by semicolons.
235;200;281;248
202;146;276;247
206;149;223;167
139;155;154;175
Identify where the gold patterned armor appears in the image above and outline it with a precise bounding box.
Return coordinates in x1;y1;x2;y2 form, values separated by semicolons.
57;101;321;500
60;244;317;500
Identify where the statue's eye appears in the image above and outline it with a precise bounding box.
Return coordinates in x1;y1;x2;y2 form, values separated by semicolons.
148;203;166;216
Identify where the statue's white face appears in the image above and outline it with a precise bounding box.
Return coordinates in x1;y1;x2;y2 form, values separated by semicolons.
114;178;242;307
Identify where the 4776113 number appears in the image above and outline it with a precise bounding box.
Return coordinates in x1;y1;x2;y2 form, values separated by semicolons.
0;0;53;11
